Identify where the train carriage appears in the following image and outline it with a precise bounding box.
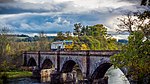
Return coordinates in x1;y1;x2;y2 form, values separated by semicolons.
51;40;74;51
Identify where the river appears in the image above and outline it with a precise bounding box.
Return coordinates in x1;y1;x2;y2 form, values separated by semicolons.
7;66;130;84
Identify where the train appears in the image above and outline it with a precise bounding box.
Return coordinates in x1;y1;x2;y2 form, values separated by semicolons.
51;40;74;51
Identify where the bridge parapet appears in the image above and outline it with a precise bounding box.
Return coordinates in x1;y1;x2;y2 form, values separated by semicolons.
25;52;39;54
40;51;57;55
60;51;87;56
89;50;120;56
25;50;120;57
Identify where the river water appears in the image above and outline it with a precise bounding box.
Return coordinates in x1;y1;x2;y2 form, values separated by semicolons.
7;77;42;84
105;66;130;84
7;66;130;84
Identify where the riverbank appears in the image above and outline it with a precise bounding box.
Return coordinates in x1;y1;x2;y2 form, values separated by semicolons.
1;71;32;79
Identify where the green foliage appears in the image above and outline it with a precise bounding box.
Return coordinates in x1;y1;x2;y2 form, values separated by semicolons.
111;11;150;83
74;24;107;37
54;31;73;41
5;71;32;78
0;27;10;57
0;27;12;72
87;24;107;37
38;31;50;51
0;28;51;72
53;23;120;50
136;11;150;40
0;71;32;82
72;24;120;50
54;31;65;41
111;31;150;81
73;23;82;37
107;38;119;50
1;60;10;71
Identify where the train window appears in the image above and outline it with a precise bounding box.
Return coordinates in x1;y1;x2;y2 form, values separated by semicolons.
57;46;61;50
65;42;72;45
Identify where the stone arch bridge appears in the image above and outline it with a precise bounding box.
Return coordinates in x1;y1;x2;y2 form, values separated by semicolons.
23;50;122;83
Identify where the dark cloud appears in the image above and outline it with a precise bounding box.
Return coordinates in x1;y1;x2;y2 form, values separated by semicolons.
0;6;50;14
0;0;15;3
120;0;141;3
0;1;72;14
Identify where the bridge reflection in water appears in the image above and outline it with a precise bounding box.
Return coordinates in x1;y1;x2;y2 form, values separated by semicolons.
40;66;130;84
41;69;52;83
40;64;84;83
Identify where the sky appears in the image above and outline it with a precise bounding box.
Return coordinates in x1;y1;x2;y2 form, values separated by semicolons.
0;0;149;39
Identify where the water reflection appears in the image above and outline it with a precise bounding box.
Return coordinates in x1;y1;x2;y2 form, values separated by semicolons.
105;66;130;84
41;76;50;83
41;69;54;83
7;77;41;84
40;66;130;84
8;66;130;84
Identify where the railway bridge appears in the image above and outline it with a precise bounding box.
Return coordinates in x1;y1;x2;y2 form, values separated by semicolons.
23;50;122;83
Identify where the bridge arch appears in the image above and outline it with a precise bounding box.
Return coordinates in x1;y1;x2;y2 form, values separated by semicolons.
41;59;53;69
91;61;130;84
27;57;37;66
61;60;84;81
61;60;83;73
91;63;112;79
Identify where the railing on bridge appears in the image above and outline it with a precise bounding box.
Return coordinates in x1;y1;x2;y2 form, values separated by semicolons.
24;50;120;57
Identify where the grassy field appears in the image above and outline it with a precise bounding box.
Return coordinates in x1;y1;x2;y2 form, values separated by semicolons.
2;71;32;79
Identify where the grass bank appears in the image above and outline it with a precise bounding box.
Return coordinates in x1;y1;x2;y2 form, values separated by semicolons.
1;71;32;79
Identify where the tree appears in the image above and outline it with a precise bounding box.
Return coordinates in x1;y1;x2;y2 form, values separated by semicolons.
141;0;150;6
81;26;88;36
0;26;11;70
54;31;65;41
117;12;135;34
82;24;107;37
0;27;11;50
72;23;119;50
0;27;11;56
111;11;150;83
65;31;71;37
38;31;49;51
117;11;150;39
135;11;150;39
73;23;82;37
65;31;72;40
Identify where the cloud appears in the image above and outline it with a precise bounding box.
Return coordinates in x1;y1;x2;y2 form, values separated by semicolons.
0;0;15;3
0;13;73;34
0;0;142;14
0;0;150;39
0;2;69;14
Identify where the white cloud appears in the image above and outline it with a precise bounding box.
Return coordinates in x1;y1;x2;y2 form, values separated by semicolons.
54;17;70;25
0;13;73;34
20;23;31;28
112;35;129;40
